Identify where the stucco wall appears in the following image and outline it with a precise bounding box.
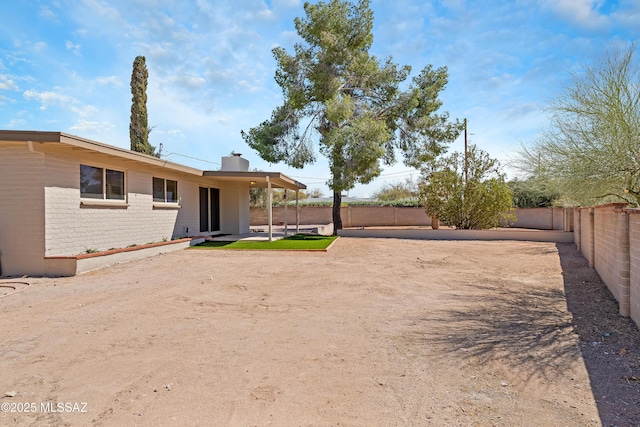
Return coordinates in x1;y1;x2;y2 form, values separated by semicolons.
0;143;46;276
220;182;250;235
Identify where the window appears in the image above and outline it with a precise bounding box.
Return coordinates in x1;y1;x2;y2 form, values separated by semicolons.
80;165;125;200
153;177;178;203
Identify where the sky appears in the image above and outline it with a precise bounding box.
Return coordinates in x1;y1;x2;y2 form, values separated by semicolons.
1;0;639;197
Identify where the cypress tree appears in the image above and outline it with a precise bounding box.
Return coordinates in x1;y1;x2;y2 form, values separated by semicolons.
129;56;156;156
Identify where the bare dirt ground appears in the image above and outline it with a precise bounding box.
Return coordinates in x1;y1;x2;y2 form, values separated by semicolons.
1;238;640;426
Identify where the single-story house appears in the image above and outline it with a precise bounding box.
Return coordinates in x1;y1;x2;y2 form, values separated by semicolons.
0;130;306;276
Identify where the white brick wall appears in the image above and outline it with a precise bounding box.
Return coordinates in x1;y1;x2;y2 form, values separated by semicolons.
0;144;46;275
1;141;249;274
42;155;219;256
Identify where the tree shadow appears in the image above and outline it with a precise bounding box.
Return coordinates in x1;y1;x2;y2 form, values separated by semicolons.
404;276;579;384
556;243;640;426
400;243;640;425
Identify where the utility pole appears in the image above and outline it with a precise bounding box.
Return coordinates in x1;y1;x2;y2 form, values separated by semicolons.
464;118;468;185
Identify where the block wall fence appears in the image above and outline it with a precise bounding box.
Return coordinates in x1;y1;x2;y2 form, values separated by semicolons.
250;206;568;229
573;204;640;327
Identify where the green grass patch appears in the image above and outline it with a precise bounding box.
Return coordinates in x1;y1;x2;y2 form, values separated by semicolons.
190;234;338;251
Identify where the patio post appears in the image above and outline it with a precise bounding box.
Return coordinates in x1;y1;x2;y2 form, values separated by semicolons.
296;190;299;234
284;189;288;236
266;176;273;242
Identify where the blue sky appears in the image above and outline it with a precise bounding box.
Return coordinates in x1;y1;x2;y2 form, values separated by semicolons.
1;0;638;196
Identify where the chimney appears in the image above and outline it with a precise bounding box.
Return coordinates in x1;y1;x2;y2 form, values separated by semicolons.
221;153;249;171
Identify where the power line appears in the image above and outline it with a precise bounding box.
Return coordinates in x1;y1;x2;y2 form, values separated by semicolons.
162;152;221;165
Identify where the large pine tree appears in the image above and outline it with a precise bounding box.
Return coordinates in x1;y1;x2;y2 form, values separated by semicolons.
129;56;156;156
242;0;462;233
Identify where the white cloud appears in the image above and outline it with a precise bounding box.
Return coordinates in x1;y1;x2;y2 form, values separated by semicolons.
6;118;27;128
70;119;115;133
541;0;610;30
0;75;18;91
95;76;122;87
39;5;57;20
70;104;99;118
73;0;140;40
273;0;300;8
0;94;15;105
32;41;48;53
237;80;263;93
169;73;206;91
65;40;82;56
24;89;77;110
611;1;640;29
23;89;97;118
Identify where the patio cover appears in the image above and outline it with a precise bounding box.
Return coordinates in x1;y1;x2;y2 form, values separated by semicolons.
203;170;307;241
202;171;306;191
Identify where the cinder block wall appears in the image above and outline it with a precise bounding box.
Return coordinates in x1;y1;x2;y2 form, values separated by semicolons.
250;206;433;227
580;208;595;267
574;203;638;324
250;206;333;225
511;208;564;230
349;206;397;226
250;206;431;227
250;206;571;229
592;204;629;312
573;208;581;250
628;212;640;325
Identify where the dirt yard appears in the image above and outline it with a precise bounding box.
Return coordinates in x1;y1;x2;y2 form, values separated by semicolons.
2;238;640;426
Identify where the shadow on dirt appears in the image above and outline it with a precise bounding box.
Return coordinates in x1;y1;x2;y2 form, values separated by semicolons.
403;243;640;425
556;243;640;426
407;272;579;383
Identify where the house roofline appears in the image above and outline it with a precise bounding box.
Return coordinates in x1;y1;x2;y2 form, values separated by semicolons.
0;130;204;176
0;130;307;190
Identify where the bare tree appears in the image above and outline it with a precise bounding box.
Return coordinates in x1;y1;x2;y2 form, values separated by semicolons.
515;44;640;206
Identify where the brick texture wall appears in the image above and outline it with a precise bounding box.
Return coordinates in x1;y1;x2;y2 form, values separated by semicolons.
0;143;46;275
593;206;619;299
251;206;571;229
511;208;565;230
580;208;595;267
574;203;639;324
42;153;234;257
629;212;640;326
250;206;433;227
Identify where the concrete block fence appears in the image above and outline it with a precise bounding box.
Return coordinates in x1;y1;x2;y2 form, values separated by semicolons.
250;206;569;229
574;204;640;326
250;206;433;228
